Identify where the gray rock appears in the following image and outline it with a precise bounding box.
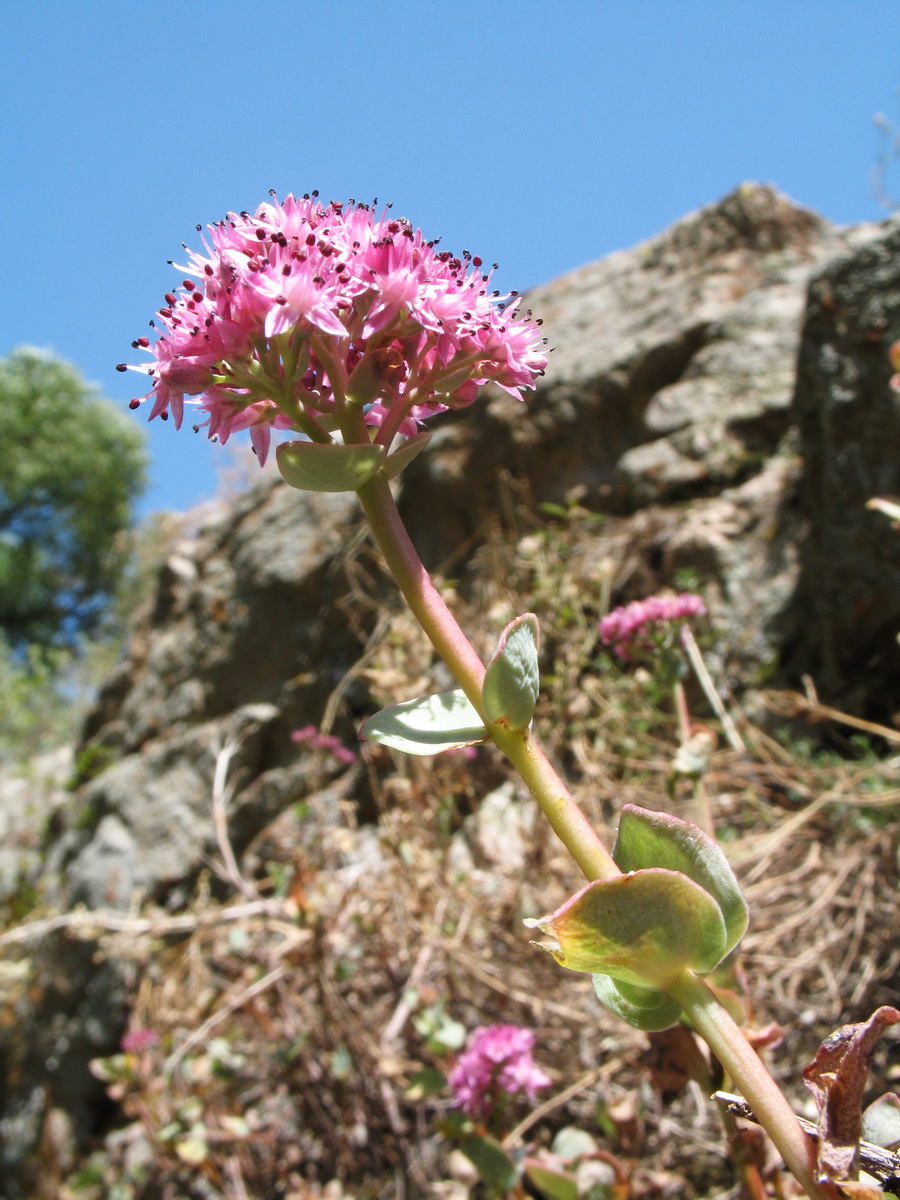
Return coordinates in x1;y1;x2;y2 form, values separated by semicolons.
0;745;72;905
396;185;868;567
784;219;900;711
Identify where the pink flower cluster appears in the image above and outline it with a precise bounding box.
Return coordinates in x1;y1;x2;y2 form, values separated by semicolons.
599;592;706;660
291;724;356;766
122;193;548;464
448;1024;551;1119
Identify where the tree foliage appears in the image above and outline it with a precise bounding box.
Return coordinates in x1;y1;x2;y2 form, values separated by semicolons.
0;348;147;648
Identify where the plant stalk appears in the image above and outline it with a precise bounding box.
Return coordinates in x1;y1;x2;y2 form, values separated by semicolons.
355;471;617;881
670;971;835;1200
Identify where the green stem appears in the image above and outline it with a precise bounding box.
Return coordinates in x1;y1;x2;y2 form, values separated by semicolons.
355;471;488;710
354;471;617;881
673;680;691;743
670;971;835;1200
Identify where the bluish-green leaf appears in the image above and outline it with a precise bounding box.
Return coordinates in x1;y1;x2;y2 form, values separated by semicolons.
525;867;728;989
613;804;748;955
460;1134;519;1192
359;690;487;755
276;440;385;492
592;974;683;1032
404;1067;447;1101
482;613;540;730
550;1127;599;1163
862;1092;900;1150
524;1160;579;1200
382;430;431;479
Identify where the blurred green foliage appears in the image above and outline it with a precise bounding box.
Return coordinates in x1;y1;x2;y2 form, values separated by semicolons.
0;347;147;649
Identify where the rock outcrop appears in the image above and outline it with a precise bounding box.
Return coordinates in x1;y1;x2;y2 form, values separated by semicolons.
3;184;899;1192
786;225;900;711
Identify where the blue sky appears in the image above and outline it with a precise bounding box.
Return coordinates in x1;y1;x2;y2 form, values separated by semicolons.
3;0;899;517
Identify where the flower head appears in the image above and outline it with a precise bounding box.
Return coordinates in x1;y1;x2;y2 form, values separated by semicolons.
599;592;706;662
121;193;548;465
448;1024;551;1119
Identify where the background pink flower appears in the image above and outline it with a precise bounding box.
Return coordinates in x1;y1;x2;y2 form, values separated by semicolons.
448;1024;551;1119
291;724;356;766
599;592;706;661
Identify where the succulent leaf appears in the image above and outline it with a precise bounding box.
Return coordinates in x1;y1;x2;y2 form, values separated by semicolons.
524;868;728;990
359;689;487;755
592;974;683;1031
482;613;540;730
613;804;748;954
276;440;385;492
382;430;431;479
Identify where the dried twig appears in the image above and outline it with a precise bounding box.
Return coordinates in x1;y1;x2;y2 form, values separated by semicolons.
714;1091;900;1189
681;626;747;753
764;684;900;747
209;730;258;900
0;899;300;949
162;965;286;1078
502;1060;629;1150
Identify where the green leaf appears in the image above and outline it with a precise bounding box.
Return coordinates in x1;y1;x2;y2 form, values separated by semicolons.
592;974;683;1031
613;805;748;955
862;1092;900;1150
276;439;385;492
382;430;431;479
524;1160;579;1200
482;613;540;730
175;1133;209;1164
404;1067;447;1100
460;1133;519;1192
550;1127;599;1162
525;868;728;990
359;689;487;755
329;1044;353;1080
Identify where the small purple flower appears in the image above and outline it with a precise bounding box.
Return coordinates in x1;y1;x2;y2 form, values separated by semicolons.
599;592;706;661
291;725;356;765
121;1028;158;1054
448;1024;551;1119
